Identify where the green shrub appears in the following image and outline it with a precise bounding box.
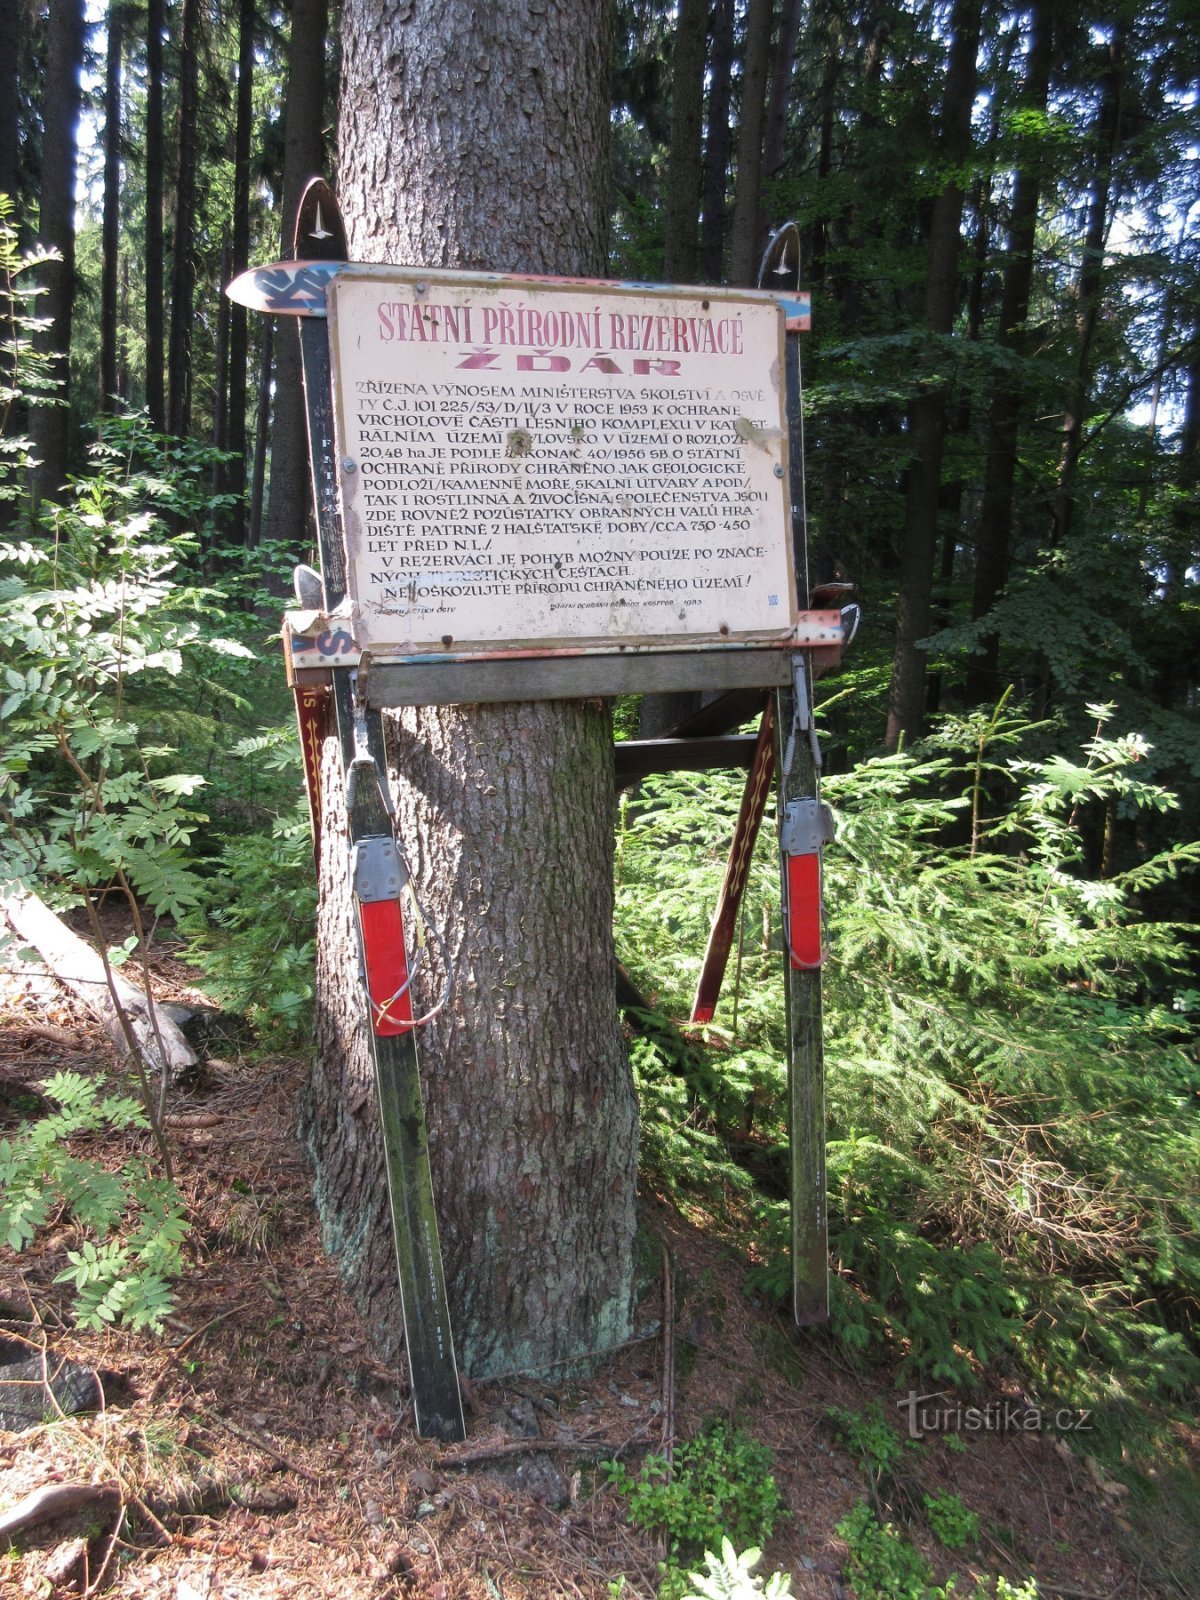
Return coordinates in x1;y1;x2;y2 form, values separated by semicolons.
836;1502;938;1600
615;701;1200;1420
0;1072;190;1331
184;728;317;1043
922;1492;980;1551
679;1539;793;1598
604;1420;783;1591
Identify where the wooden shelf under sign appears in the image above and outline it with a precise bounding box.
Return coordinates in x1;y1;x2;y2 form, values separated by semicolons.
283;613;845;708
363;644;798;708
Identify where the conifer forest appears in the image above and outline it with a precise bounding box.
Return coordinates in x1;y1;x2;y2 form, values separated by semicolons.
1;1;1198;1596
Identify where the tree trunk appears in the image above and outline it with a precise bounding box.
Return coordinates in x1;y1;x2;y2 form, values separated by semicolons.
729;0;774;286
247;319;272;547
698;0;734;282
0;0;18;208
1051;28;1128;549
1154;319;1198;710
662;0;708;283
802;5;840;288
29;0;86;505
167;0;201;440
145;0;166;430
210;236;231;547
100;2;124;416
884;0;981;749
762;0;803;185
225;0;255;544
264;0;328;555
966;0;1053;705
301;0;638;1381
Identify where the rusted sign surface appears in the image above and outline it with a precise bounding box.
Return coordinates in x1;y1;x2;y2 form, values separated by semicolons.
326;269;797;657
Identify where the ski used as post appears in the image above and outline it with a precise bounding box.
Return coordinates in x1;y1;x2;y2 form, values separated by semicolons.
759;222;830;1327
281;178;466;1440
335;671;465;1441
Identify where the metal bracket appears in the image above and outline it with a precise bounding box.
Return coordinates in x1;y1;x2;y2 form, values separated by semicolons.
351;834;409;904
783;652;823;778
781;797;836;856
345;748;394;815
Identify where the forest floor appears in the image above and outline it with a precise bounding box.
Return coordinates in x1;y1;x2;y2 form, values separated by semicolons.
1;939;1196;1600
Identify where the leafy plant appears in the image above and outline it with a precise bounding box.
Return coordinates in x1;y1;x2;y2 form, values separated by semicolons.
0;1071;190;1331
679;1539;793;1599
0;193;62;500
616;700;1200;1427
826;1402;907;1485
922;1492;980;1552
837;1501;1035;1600
604;1420;783;1592
836;1501;939;1600
184;727;317;1042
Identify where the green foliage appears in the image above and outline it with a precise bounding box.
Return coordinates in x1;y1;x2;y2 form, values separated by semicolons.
0;426;256;917
922;1493;980;1552
0;1072;190;1331
826;1403;907;1483
184;727;317;1042
678;1539;793;1599
1;397;309;1044
0;194;63;499
616;701;1200;1422
836;1502;939;1600
837;1502;1035;1600
604;1420;783;1589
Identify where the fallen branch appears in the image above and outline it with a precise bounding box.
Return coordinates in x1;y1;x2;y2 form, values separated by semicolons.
17;1022;89;1051
202;1411;323;1482
145;1304;251;1405
0;1481;121;1541
0;889;196;1082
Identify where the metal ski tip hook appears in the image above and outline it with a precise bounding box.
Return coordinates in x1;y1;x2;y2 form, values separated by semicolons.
756;221;802;291
309;201;332;241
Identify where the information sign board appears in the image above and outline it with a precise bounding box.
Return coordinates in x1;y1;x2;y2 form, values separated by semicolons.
327;269;798;657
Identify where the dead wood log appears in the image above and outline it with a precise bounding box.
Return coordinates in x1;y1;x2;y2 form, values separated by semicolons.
0;890;197;1081
0;1482;121;1541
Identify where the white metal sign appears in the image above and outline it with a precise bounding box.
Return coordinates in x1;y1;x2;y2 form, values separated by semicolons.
327;270;798;657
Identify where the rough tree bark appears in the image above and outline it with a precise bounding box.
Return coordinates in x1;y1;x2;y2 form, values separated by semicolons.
1051;27;1128;549
247;320;272;546
29;0;85;504
224;0;255;544
729;0;775;286
884;0;981;749
264;0;328;555
299;0;638;1381
662;0;708;284
966;0;1053;705
167;0;200;439
762;0;804;187
145;0;166;430
0;0;19;207
698;0;734;283
100;3;124;414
